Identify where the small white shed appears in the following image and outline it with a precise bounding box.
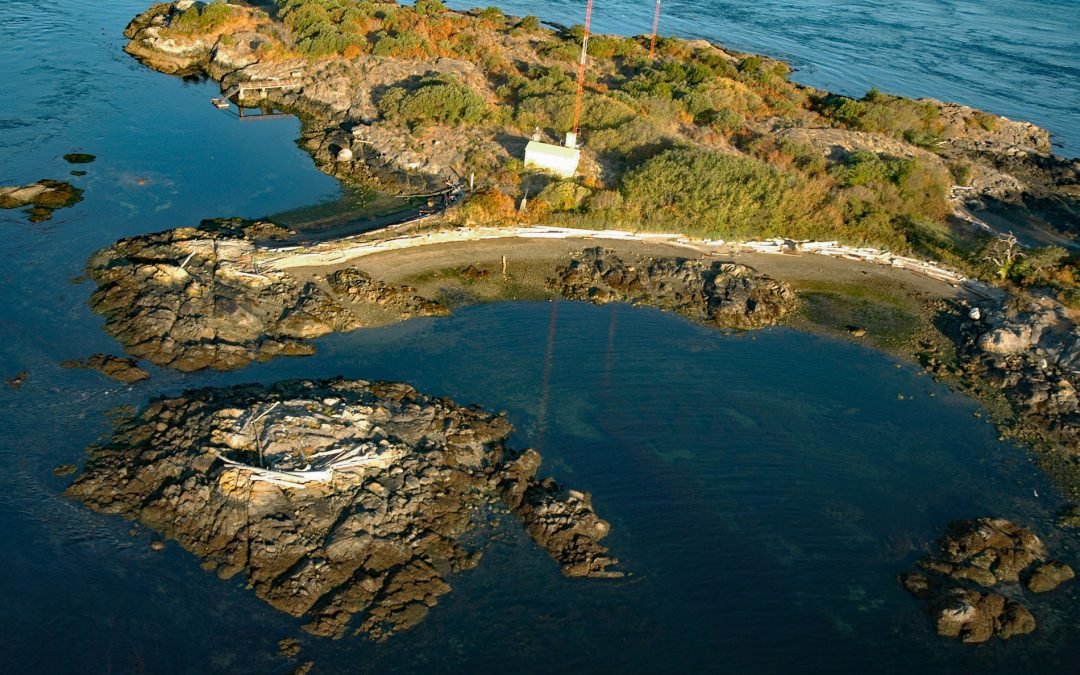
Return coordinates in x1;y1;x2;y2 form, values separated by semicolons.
524;140;581;178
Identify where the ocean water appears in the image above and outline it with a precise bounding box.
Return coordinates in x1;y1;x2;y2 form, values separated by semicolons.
1;0;1079;673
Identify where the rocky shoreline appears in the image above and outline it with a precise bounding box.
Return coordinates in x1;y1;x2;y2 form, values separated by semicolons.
84;221;796;370
86;218;448;371
67;378;621;640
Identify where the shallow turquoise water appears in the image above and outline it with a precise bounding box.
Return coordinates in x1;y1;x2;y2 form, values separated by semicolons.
2;1;1079;673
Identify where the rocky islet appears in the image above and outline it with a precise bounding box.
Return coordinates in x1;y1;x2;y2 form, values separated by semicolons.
0;179;83;222
66;378;621;641
900;518;1073;643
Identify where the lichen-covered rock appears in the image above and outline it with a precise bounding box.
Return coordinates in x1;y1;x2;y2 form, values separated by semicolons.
952;292;1080;458
84;219;446;371
60;354;150;384
549;248;796;330
66;379;620;640
1024;561;1075;593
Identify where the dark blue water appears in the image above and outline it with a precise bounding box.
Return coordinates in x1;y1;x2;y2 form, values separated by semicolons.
2;1;1079;673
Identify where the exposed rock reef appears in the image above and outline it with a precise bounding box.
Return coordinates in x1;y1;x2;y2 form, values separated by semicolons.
60;354;151;384
86;218;447;371
550;247;796;330
66;378;621;641
0;179;83;222
900;518;1073;643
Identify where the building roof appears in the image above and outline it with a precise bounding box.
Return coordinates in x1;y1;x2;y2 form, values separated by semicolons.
525;140;581;160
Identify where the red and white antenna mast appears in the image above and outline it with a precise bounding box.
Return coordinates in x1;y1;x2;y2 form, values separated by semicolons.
570;0;594;143
649;0;661;58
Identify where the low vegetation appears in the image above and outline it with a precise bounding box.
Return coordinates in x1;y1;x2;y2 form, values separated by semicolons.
377;75;489;129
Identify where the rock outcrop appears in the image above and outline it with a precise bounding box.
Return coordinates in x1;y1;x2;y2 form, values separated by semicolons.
920;518;1047;586
0;179;83;222
66;378;621;641
900;574;1036;643
951;291;1080;459
900;518;1073;643
1025;561;1075;593
549;247;796;330
85;219;447;371
61;354;151;384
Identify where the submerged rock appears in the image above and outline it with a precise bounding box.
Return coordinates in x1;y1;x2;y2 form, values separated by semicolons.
1058;504;1080;529
549;247;796;330
66;379;620;641
61;354;150;384
0;179;83;221
4;371;28;389
62;153;96;164
85;219;447;371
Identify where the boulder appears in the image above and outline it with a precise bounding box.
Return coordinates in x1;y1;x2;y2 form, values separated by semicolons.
1024;561;1075;593
61;354;150;384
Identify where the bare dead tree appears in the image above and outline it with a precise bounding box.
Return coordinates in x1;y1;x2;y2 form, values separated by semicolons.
983;232;1024;282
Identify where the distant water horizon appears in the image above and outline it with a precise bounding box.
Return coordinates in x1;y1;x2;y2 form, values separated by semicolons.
448;0;1080;156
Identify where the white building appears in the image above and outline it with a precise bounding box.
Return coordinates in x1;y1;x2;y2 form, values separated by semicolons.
524;137;581;178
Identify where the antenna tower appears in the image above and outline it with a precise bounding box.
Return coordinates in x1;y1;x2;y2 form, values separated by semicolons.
571;0;594;139
649;0;662;58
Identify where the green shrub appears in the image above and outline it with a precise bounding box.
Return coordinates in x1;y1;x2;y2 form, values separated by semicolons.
587;36;637;59
372;30;433;58
618;147;824;238
378;76;489;128
538;40;579;63
816;90;943;149
170;0;233;34
517;15;540;31
414;0;446;17
537;180;591;211
947;160;974;186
